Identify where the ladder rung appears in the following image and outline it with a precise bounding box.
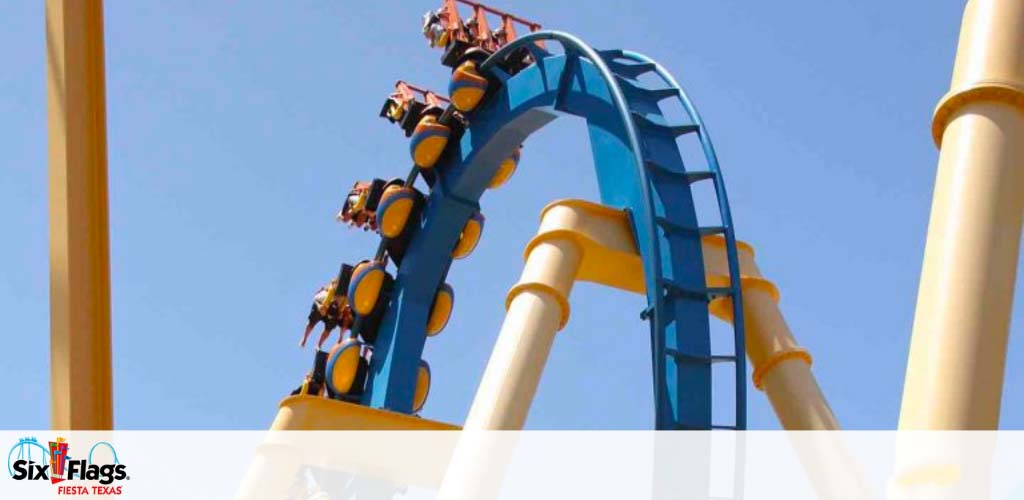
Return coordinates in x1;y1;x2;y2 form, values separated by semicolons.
631;111;700;137
644;161;716;184
606;60;657;79
665;349;736;364
642;281;732;319
639;86;678;101
655;217;726;236
615;75;678;101
681;170;716;183
598;49;624;60
660;278;731;302
644;159;685;177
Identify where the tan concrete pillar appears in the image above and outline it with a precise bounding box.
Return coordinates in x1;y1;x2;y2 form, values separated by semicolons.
47;0;113;430
704;238;839;430
900;0;1024;430
462;237;582;430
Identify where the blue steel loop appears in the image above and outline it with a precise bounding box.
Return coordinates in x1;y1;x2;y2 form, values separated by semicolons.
620;51;747;429
365;31;744;429
88;442;120;465
481;31;671;411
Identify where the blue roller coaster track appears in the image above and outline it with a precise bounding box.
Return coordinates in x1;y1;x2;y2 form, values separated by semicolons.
342;30;746;431
8;437;48;477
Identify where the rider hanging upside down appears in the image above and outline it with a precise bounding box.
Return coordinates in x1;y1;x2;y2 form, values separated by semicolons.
291;269;356;398
300;279;353;351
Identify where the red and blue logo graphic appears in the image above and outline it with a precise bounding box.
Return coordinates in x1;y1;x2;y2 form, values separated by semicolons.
49;438;69;484
8;437;128;495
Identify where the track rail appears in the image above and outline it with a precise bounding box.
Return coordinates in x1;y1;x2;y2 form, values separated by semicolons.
355;31;745;430
619;49;748;430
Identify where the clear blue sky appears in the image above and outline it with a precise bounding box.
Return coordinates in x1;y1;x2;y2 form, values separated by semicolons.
3;0;1019;430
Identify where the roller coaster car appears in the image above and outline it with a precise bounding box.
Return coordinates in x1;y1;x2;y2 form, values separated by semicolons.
410;110;469;169
325;339;370;400
380;98;438;138
377;183;425;238
402;103;446;139
488;146;521;189
337;178;417;232
338;179;385;231
427;283;454;336
452;211;485;259
353;272;391;345
339;354;371;402
324;275;393;403
337;179;427;264
291;349;336;398
414;360;431;413
496;45;536;74
316;263;354;316
337;262;355;295
383;199;427;267
348;260;395;318
423;0;541;73
443;42;533;75
449;60;490;113
379;81;450;138
441;41;491;69
380;95;408;124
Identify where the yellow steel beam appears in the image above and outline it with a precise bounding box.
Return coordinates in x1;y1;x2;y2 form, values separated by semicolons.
46;0;113;430
461;199;838;430
270;395;460;430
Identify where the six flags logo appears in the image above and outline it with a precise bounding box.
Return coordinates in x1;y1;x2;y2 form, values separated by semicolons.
8;437;128;495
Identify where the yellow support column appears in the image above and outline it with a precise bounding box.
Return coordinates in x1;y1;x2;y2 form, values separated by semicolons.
900;0;1024;430
703;238;839;430
461;200;648;429
462;235;582;430
463;200;839;430
704;239;868;497
47;0;113;429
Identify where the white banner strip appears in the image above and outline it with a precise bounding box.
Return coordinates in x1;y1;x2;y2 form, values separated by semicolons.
2;431;1024;499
